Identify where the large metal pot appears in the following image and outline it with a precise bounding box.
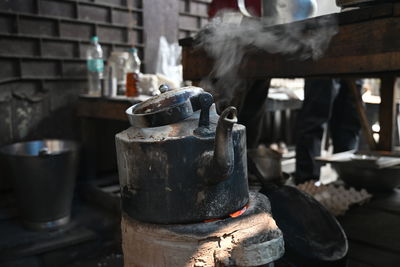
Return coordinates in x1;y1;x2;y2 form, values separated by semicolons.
0;139;79;230
115;86;249;224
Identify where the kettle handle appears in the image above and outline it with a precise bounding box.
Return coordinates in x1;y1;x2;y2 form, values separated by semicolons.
197;92;214;128
192;92;215;137
237;0;253;17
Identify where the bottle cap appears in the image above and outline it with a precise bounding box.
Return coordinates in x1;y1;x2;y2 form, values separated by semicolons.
91;36;99;42
129;47;137;53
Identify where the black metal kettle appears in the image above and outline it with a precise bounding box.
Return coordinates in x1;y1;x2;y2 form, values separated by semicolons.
115;86;249;224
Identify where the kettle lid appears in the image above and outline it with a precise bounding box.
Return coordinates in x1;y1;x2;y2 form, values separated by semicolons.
126;85;205;128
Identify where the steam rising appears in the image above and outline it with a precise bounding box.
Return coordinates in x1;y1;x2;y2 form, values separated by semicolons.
195;12;338;109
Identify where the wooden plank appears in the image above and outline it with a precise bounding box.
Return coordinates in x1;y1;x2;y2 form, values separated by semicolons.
378;75;397;150
347;240;400;267
184;48;400;80
182;15;400;80
367;189;400;215
339;206;400;253
337;2;393;25
76;98;132;121
0;222;96;261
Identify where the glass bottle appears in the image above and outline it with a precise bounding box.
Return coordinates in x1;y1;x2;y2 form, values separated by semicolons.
86;36;104;96
125;48;141;97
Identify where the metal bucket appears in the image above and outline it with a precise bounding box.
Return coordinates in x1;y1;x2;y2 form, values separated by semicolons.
0;139;79;231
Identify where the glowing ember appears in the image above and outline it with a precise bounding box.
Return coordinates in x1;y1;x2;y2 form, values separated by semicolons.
203;205;248;223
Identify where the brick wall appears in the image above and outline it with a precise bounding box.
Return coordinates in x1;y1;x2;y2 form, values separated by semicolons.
0;0;211;148
179;0;211;39
0;0;144;146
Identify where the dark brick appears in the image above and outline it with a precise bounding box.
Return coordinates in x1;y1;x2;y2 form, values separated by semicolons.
21;60;60;77
112;9;142;26
190;2;208;17
62;61;86;78
0;0;35;14
98;26;125;43
127;29;142;45
40;0;76;19
97;0;122;6
179;0;190;13
114;45;142;60
19;17;57;37
10;81;50;140
0;15;15;34
0;59;19;80
179;15;199;30
79;4;110;23
45;80;85;139
114;45;143;60
60;21;93;40
179;30;189;39
126;0;142;9
45;80;85;111
80;43;110;59
0;37;39;56
42;40;77;58
0;86;13;146
200;18;209;28
113;45;130;52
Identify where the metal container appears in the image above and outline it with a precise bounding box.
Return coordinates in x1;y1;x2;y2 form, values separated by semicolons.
0;140;79;230
104;51;129;96
237;0;317;24
115;86;249;224
332;162;400;191
317;151;400;191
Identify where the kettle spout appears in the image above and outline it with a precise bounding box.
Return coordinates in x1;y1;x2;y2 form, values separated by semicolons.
209;106;238;184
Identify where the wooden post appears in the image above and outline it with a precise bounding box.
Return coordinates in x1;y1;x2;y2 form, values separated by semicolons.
378;76;397;151
344;79;376;150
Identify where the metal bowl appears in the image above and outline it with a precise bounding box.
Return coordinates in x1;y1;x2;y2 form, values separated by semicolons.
331;162;400;191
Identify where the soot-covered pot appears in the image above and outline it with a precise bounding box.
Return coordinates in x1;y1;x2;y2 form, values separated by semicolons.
115;86;249;224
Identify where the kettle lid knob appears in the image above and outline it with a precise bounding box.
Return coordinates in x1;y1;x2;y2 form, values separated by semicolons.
159;84;171;94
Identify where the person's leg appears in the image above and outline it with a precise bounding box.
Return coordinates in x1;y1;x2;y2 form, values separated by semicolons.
295;79;338;183
330;80;362;153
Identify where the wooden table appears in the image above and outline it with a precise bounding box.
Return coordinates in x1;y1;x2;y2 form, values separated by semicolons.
180;3;400;152
76;95;145;179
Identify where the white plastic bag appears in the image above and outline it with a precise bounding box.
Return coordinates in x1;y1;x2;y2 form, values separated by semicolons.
155;36;182;88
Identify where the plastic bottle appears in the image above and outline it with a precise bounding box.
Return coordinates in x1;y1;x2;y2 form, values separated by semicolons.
86;36;104;96
125;48;141;97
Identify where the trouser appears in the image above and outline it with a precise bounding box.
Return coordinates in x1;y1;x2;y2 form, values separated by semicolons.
294;79;362;183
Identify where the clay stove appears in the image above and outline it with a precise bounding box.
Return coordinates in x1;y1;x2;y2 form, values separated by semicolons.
116;86;284;266
121;192;284;267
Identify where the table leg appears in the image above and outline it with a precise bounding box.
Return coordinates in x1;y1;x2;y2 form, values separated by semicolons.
378;75;397;151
